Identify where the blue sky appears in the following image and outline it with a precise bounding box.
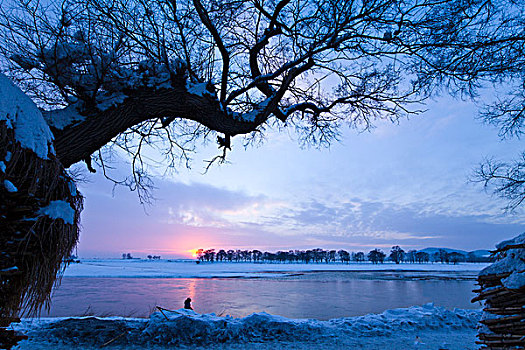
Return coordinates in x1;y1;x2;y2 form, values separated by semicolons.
76;96;524;258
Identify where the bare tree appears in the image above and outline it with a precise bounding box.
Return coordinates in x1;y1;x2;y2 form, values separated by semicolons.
0;0;522;203
338;249;350;263
367;248;386;264
389;245;405;264
415;251;429;263
406;249;416;263
475;154;525;211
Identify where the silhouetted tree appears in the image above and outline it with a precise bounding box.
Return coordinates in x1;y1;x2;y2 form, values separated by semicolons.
353;252;365;263
475;153;525;211
227;250;234;262
196;249;204;262
406;250;417;263
447;252;466;264
389;246;405;264
466;252;493;263
338;250;350;264
204;249;215;262
415;252;430;263
433;249;448;263
216;249;227;262
368;249;386;264
252;250;262;262
328;250;336;263
190;246;487;266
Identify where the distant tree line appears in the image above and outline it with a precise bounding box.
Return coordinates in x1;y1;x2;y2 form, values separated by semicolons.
121;253;162;260
194;247;492;264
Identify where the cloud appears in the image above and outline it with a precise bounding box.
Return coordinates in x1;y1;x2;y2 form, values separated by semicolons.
156;181;284;229
150;178;523;251
143;180;525;251
275;197;524;250
77;173;525;258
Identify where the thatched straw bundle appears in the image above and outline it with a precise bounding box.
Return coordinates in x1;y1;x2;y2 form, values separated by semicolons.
473;235;525;349
0;120;83;318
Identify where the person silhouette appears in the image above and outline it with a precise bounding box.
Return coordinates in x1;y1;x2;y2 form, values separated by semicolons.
184;297;193;310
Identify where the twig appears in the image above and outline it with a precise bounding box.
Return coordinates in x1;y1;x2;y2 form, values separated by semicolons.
156;306;170;321
216;307;226;317
100;331;126;348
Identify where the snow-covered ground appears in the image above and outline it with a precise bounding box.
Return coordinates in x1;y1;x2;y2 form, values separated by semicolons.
11;260;483;349
64;259;489;278
15;304;480;349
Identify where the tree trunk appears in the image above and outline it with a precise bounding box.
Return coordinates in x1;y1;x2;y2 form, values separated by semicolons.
49;86;263;168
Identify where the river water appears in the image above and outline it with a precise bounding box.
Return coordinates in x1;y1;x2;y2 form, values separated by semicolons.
44;271;480;320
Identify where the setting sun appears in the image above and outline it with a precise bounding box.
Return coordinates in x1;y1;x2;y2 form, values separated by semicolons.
188;249;199;258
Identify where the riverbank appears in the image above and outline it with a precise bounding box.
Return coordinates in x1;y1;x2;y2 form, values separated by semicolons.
14;304;481;349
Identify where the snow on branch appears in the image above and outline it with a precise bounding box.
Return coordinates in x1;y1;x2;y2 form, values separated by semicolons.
0;74;54;159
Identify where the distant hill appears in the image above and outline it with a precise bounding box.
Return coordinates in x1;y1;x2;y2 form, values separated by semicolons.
469;249;491;258
418;247;490;256
416;247;492;262
418;247;468;255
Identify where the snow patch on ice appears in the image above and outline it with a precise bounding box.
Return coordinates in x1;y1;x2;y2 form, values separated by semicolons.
37;200;75;224
4;179;17;192
0;74;54;159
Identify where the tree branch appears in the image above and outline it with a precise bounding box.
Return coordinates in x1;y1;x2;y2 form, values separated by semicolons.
192;0;230;102
48;85;264;168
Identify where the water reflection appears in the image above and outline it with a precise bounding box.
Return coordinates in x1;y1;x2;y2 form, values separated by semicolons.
45;276;479;320
187;278;197;309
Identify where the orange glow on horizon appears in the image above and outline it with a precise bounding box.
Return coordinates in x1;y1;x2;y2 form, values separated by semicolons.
188;249;199;258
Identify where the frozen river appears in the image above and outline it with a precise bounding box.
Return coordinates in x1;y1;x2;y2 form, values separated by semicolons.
45;268;481;319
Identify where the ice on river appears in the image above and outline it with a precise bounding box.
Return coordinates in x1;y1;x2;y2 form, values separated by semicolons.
64;259;490;279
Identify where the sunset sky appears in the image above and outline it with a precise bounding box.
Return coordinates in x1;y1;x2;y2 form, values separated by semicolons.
75;96;524;258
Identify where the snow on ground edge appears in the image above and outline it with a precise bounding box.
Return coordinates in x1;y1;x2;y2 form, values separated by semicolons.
14;304;481;349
